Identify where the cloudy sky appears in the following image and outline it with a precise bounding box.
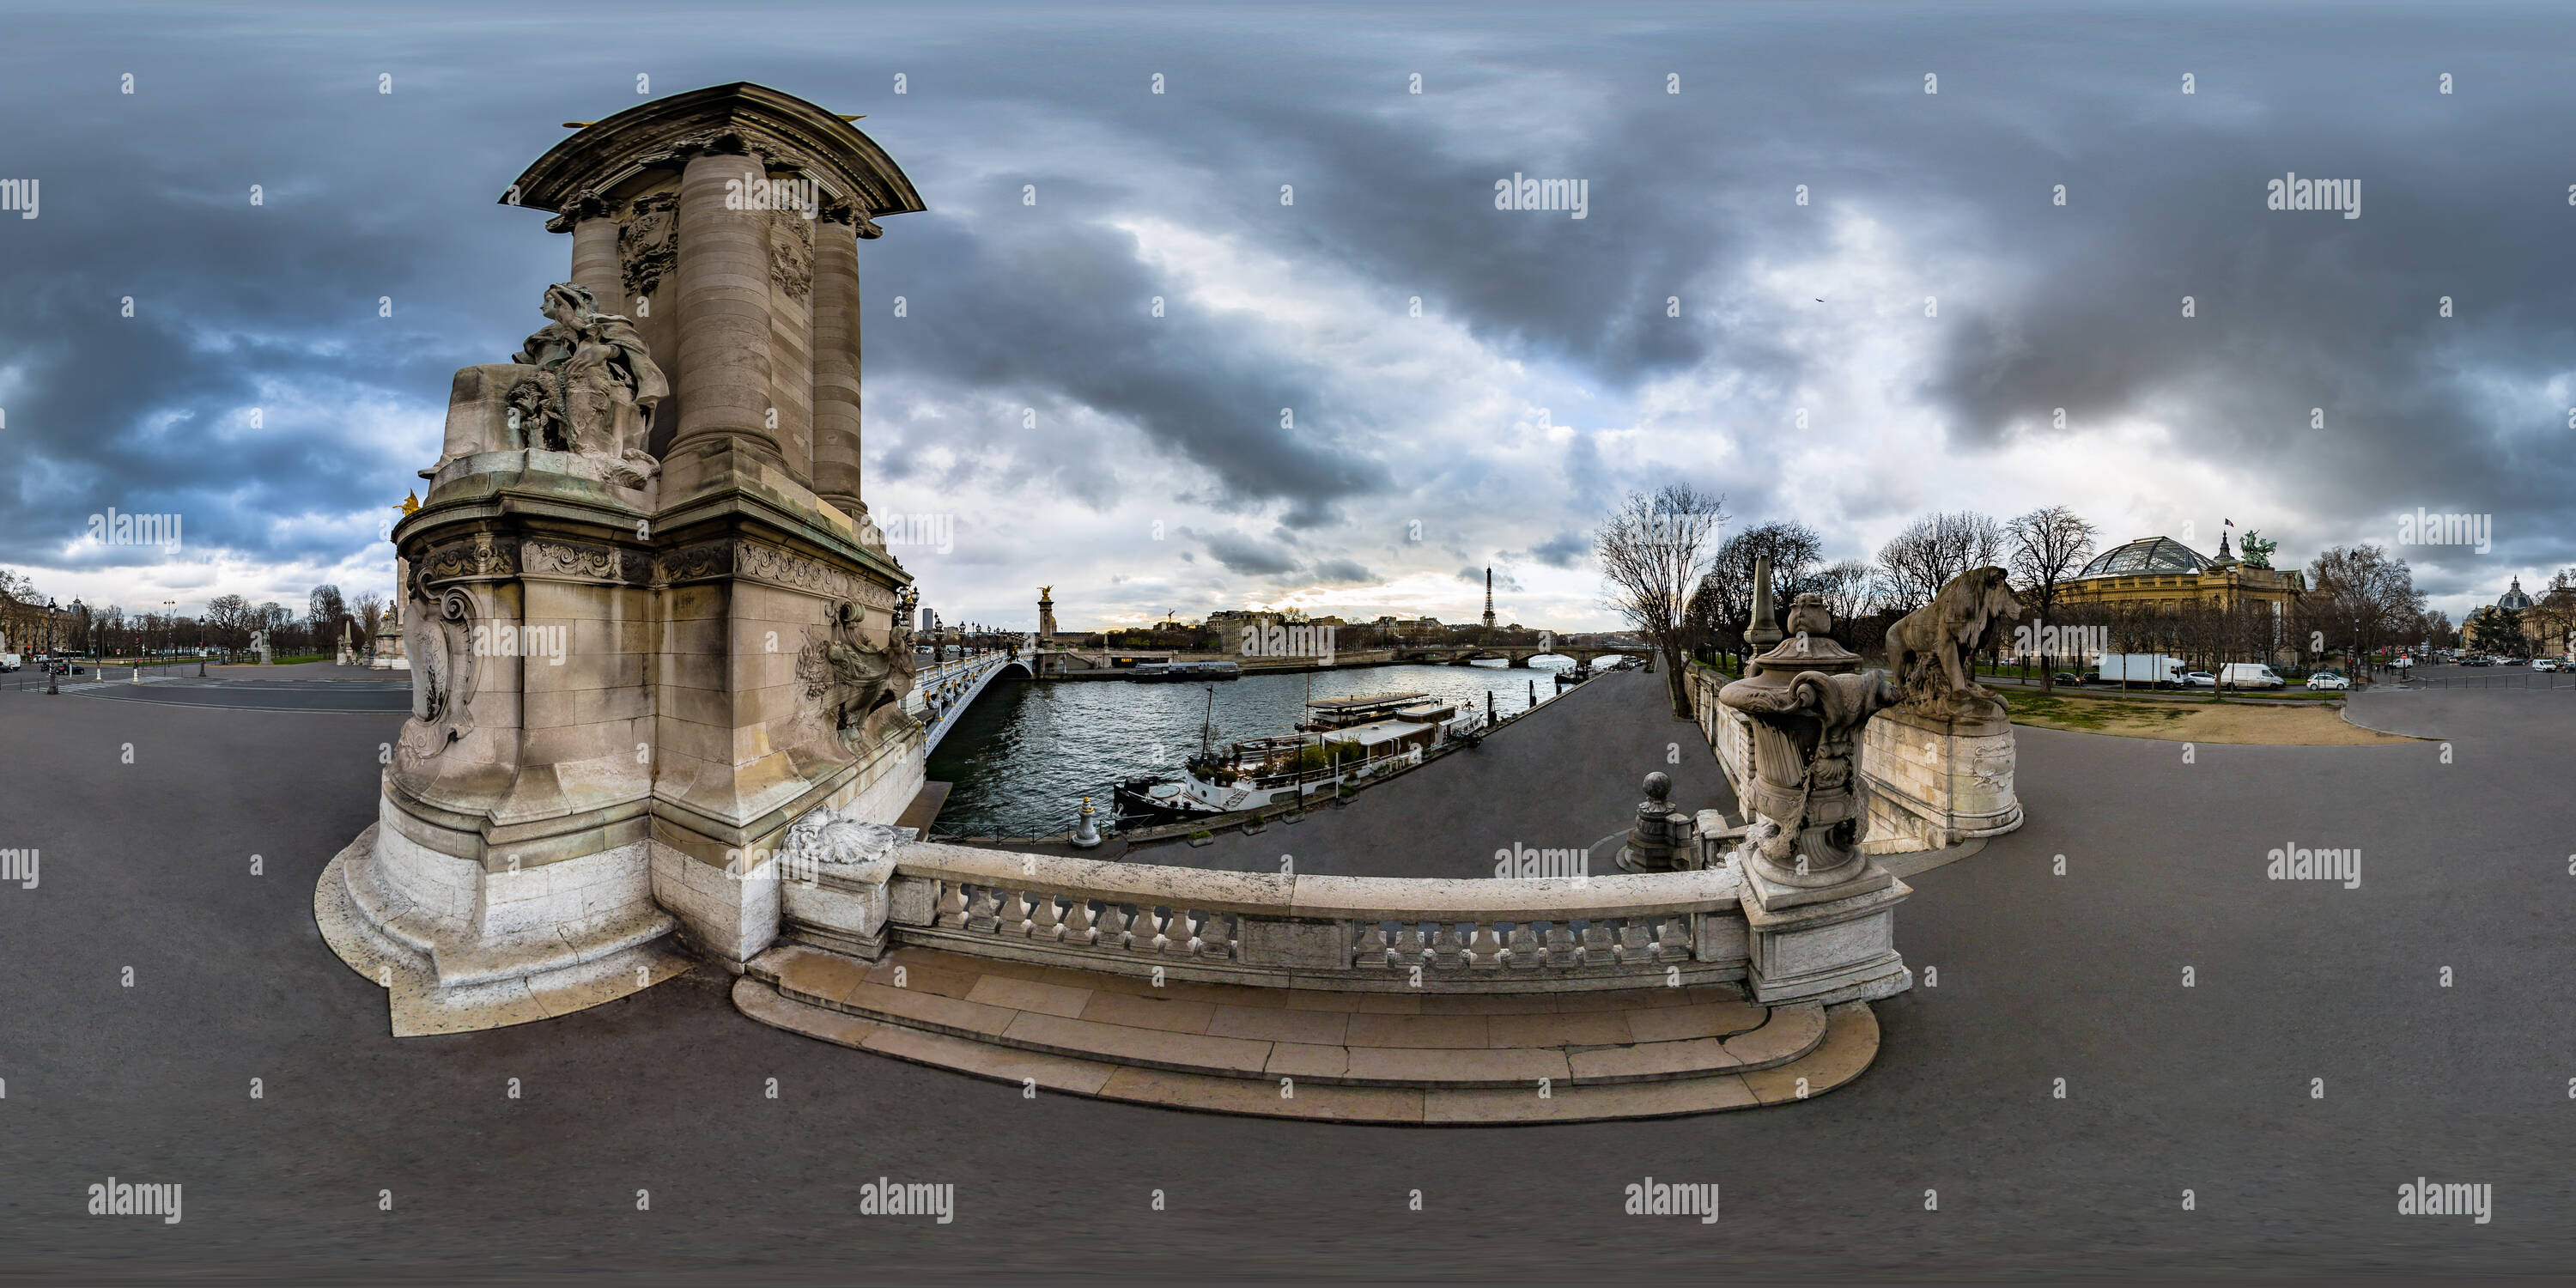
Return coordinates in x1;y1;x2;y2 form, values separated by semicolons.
3;0;2572;631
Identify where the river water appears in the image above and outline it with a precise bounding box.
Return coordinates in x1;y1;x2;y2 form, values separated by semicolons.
926;658;1613;837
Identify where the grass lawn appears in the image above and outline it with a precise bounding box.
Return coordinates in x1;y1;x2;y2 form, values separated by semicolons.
2001;687;2415;745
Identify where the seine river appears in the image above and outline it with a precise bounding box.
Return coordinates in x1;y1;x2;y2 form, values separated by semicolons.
926;659;1606;837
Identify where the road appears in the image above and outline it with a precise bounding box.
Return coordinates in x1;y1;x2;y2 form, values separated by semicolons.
1;673;2571;1279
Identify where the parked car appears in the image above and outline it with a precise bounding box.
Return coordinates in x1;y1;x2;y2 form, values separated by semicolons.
2535;659;2561;672
2505;657;2527;666
2307;671;2351;691
2219;663;2287;690
2181;671;2217;689
2050;671;2084;686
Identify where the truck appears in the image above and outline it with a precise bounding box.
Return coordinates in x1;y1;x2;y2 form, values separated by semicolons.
2218;662;2287;690
2095;653;2186;688
0;653;19;671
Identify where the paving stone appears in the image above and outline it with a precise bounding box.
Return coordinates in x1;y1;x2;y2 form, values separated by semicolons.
1482;1010;1637;1048
1264;1042;1350;1078
1078;990;1218;1035
842;981;1024;1036
1623;999;1770;1044
1342;1012;1491;1048
775;946;873;1006
965;974;1093;1018
1720;1002;1827;1067
1097;1067;1425;1124
734;977;883;1049
1001;1012;1274;1075
1566;1036;1740;1083
1742;1002;1879;1104
1206;1005;1352;1045
1421;1074;1759;1124
1340;1044;1569;1086
864;1024;1119;1097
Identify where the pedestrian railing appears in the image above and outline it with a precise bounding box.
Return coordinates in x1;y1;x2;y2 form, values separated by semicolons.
864;841;1751;994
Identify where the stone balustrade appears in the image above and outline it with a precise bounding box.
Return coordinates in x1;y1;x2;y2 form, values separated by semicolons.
791;839;1758;995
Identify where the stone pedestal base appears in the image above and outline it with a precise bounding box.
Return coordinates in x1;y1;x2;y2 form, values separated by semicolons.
317;823;688;1035
1860;707;2022;855
1739;858;1912;1005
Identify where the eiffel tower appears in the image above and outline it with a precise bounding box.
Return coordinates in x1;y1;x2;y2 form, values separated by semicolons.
1482;567;1496;629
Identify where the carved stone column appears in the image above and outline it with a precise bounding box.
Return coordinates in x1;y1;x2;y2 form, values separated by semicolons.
559;193;624;316
670;143;782;471
810;205;866;525
765;203;817;491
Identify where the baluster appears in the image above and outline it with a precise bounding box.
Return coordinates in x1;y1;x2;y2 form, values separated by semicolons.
937;881;969;929
1092;900;1127;948
1579;920;1615;967
1656;915;1692;962
1351;920;1391;968
1431;921;1465;970
1127;904;1163;952
1029;891;1063;940
1062;897;1097;945
1163;908;1198;955
1617;918;1653;965
1467;922;1504;970
1394;921;1427;967
1544;921;1579;968
1504;922;1541;969
966;886;1000;933
999;890;1034;937
1195;910;1233;959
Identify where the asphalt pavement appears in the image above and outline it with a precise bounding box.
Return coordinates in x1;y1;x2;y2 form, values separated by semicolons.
1;671;2571;1279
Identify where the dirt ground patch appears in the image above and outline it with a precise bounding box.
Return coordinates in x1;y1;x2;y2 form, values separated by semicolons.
2002;690;2419;744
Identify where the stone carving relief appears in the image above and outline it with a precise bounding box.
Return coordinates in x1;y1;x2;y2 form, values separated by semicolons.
418;534;517;583
524;538;645;583
796;600;918;752
1883;566;2023;726
398;582;480;764
769;208;813;301
619;192;677;301
504;283;667;489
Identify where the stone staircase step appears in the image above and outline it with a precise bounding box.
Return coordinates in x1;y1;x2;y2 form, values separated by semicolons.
735;976;1880;1124
744;944;1841;1094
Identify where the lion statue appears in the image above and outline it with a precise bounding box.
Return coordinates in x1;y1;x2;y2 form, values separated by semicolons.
1884;566;2022;720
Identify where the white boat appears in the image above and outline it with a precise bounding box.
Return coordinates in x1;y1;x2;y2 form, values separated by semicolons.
1131;692;1484;818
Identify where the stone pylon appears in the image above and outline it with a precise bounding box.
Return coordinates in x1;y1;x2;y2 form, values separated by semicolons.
320;83;931;1034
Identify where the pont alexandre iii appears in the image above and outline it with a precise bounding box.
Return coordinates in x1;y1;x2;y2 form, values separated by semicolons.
319;83;933;1033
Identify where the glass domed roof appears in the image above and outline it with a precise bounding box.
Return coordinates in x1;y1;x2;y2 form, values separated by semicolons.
2076;537;2213;579
2498;578;2536;611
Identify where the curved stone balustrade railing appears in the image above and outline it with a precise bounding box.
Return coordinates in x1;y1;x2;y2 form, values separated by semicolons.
790;840;1769;996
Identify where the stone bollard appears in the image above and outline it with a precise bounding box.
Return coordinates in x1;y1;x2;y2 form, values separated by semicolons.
1617;772;1694;872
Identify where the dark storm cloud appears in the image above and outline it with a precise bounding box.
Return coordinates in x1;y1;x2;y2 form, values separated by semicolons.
6;1;2574;616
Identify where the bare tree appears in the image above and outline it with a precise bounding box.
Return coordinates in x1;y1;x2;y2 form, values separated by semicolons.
1704;520;1825;642
1875;510;2004;614
353;592;386;653
2006;505;2099;692
2303;544;2425;681
1597;485;1727;717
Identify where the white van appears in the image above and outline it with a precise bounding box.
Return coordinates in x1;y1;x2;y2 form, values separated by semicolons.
2219;662;2285;690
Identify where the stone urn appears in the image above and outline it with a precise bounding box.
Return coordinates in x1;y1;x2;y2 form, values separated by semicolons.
1716;594;1899;890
